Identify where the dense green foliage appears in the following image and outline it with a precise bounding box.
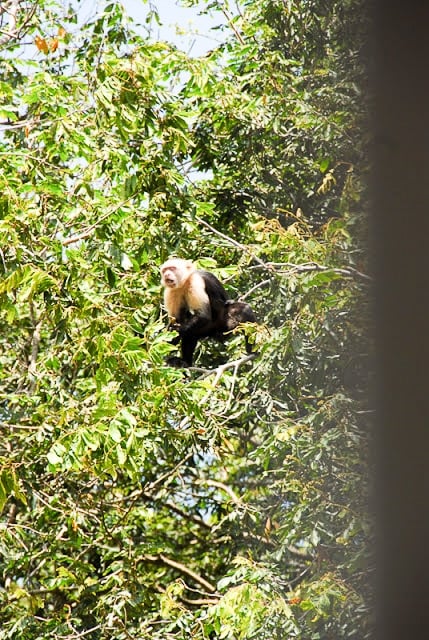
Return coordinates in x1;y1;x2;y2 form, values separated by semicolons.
0;1;372;638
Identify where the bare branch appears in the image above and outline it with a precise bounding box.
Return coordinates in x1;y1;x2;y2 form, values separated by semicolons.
108;452;195;532
195;216;269;269
173;354;257;418
145;451;194;492
240;278;272;300
190;353;256;379
195;217;370;283
61;196;136;246
143;554;217;594
0;0;20;46
200;479;242;506
0;0;39;46
219;6;245;45
180;594;219;606
27;302;42;391
265;260;371;282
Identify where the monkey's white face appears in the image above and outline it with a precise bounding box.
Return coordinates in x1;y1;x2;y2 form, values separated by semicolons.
160;259;194;289
161;265;179;288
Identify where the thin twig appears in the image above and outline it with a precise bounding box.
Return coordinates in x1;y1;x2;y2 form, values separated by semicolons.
266;260;371;282
61;196;135;246
195;216;268;269
109;452;194;533
220;6;245;45
196;217;370;283
240;278;272;300
145;451;194;492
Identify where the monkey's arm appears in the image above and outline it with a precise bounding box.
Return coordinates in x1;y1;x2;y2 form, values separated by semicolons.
167;308;209;334
175;305;212;335
167;305;212;368
173;271;215;335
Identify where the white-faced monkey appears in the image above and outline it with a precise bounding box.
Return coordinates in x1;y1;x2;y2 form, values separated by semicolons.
160;258;257;367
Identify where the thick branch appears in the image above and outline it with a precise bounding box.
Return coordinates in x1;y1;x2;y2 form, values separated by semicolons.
27;302;42;390
0;0;39;46
200;479;242;506
188;353;256;378
0;0;19;46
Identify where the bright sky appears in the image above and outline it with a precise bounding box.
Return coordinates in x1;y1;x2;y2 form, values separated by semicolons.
55;1;228;58
122;0;228;56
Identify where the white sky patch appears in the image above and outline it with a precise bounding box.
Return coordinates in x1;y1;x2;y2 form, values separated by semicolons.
121;0;228;56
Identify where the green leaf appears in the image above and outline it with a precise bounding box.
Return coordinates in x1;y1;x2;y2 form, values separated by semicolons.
109;423;122;443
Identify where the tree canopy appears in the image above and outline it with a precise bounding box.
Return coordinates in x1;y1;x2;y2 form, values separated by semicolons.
0;1;372;639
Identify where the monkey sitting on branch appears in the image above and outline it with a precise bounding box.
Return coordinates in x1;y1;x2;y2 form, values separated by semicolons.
160;258;257;367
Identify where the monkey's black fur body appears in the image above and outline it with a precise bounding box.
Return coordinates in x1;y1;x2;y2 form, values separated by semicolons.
160;261;256;367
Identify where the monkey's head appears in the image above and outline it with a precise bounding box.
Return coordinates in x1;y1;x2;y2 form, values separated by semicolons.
160;258;195;289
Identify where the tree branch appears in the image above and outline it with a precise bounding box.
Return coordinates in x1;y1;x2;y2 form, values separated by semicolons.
220;6;245;45
61;195;136;246
199;479;242;506
195;216;269;269
264;260;371;282
143;554;217;594
108;452;195;533
0;0;20;46
0;0;40;46
27;302;42;390
174;354;256;418
195;217;370;283
189;353;256;379
240;278;272;300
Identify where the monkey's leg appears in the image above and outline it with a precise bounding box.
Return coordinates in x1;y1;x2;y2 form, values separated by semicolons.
181;334;199;366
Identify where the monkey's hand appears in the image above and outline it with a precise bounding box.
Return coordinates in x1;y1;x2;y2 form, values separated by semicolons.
168;317;180;331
